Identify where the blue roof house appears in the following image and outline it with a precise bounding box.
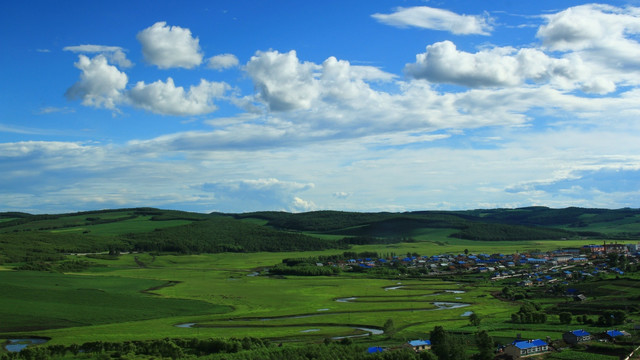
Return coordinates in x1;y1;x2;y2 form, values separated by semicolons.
603;330;630;341
505;339;549;358
407;339;431;352
563;329;591;344
367;346;384;353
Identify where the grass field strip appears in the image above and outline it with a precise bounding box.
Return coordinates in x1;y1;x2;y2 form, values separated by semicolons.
168;281;473;342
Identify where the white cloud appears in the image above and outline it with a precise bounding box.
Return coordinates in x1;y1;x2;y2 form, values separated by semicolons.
372;6;492;35
245;50;321;111
536;4;640;92
64;44;133;68
537;4;640;52
137;21;203;69
292;197;316;212
404;41;578;88
332;192;351;199
64;53;229;116
199;178;315;212
245;50;396;113
65;55;128;110
30;4;640;212
403;37;639;95
128;78;229;116
37;106;75;115
398;5;640;93
207;53;239;70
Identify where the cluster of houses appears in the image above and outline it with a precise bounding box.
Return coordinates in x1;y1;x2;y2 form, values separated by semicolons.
322;242;640;281
367;328;632;359
503;329;632;359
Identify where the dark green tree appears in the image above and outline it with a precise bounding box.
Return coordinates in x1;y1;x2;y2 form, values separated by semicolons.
383;318;396;337
419;350;439;360
559;312;572;325
469;313;481;326
474;330;494;360
430;326;466;360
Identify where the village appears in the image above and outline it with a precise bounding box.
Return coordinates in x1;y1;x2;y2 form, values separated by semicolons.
312;241;640;359
311;241;640;283
386;328;635;359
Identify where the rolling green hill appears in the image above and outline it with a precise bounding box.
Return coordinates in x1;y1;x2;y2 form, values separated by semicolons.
1;206;639;264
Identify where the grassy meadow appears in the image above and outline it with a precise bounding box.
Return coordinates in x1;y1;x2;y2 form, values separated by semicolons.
1;207;640;358
0;238;626;347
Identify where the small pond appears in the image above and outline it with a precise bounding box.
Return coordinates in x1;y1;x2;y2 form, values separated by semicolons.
175;323;197;328
4;338;49;352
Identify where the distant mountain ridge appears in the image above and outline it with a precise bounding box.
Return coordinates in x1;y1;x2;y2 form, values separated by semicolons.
1;207;639;264
237;206;640;237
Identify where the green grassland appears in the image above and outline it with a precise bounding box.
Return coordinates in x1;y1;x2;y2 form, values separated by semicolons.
0;270;230;333
2;248;638;348
1;252;507;344
1;207;639;358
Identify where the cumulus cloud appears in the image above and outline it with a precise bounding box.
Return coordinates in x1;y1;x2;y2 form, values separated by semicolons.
536;4;640;93
372;6;492;35
403;39;632;94
65;55;128;110
19;4;640;213
245;50;395;112
207;53;239;70
137;21;203;69
64;44;133;68
128;78;229;116
291;197;316;212
537;4;640;52
245;50;322;111
404;41;577;88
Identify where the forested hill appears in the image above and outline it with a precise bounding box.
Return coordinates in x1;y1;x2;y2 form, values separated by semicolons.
1;207;639;264
236;207;640;237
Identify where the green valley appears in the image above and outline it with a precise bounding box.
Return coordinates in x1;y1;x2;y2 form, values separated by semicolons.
1;207;639;359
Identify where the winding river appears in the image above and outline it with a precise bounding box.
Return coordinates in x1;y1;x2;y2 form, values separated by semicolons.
174;287;471;338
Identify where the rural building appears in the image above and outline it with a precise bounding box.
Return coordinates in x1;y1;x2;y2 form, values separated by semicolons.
574;294;587;302
563;329;591;344
583;244;605;253
505;339;549;358
602;330;630;341
553;255;572;263
626;243;640;253
367;346;384;353
406;339;431;352
604;242;628;254
527;258;547;264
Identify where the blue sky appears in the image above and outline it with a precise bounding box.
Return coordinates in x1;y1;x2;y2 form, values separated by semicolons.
2;0;640;214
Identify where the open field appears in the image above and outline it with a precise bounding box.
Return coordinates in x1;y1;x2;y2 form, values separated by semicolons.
0;254;503;345
1;240;638;348
0;270;230;333
1;208;640;358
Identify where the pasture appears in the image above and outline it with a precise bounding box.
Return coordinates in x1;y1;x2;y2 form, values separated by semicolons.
0;237;602;347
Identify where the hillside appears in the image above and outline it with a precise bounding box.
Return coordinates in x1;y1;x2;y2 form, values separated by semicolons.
237;207;640;239
1;206;640;264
